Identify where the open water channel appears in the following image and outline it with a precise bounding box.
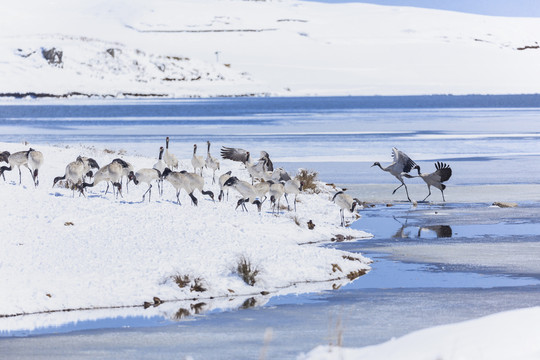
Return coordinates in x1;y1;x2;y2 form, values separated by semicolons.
1;95;540;359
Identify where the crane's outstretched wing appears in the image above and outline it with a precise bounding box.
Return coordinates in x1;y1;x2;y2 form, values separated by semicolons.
221;147;249;163
434;162;452;182
392;147;417;173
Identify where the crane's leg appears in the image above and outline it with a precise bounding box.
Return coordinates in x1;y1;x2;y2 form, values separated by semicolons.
176;190;182;205
423;186;432;202
115;183;123;199
105;182;110;195
284;194;291;211
142;184;152;202
403;183;412;202
189;193;198;206
441;189;446;202
218;189;224;202
392;183;404;194
294;195;297;212
18;167;22;184
340;209;345;227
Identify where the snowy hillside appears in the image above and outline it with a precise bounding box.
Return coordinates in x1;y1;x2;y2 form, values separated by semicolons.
1;0;540;98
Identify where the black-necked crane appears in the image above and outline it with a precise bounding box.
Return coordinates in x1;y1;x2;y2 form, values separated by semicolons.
205;141;220;184
221;147;272;184
260;151;274;172
153;146;166;195
79;161;124;198
0;150;28;184
164;137;179;170
112;158;133;193
27;149;43;187
192;144;205;176
53;156;86;195
332;191;361;227
128;168;161;202
253;181;270;203
223;176;262;212
80;156;99;181
406;161;452;202
162;168;214;206
284;179;303;211
0;148;43;186
181;170;215;206
268;180;285;215
371;147;417;202
162;168;188;205
218;170;232;201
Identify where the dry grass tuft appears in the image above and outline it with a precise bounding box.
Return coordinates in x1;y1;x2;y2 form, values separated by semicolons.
347;269;368;280
295;168;319;193
331;263;343;273
173;274;191;288
173;308;191;320
236;256;259;286
190;278;207;292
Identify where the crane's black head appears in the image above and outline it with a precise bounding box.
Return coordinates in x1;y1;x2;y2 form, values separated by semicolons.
162;167;173;178
127;171;138;185
371;162;381;168
223;176;239;187
86;170;94;179
86;158;99;169
253;199;262;212
52;175;65;187
202;190;215;202
0;151;10;163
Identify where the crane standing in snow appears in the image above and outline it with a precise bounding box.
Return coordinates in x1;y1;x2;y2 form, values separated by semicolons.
164;137;179;170
371;147;417;202
0;148;43;187
205;141;220;184
332;191;361;227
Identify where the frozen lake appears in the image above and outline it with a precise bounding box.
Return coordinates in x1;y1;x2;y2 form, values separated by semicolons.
1;95;540;358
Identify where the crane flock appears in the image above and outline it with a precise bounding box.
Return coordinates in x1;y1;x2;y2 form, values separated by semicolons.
1;141;452;227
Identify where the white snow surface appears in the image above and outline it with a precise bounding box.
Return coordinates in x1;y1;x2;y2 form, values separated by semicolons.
0;140;371;328
300;306;540;360
1;0;540;97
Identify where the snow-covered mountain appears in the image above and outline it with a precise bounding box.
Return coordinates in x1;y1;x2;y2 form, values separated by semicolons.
1;0;540;98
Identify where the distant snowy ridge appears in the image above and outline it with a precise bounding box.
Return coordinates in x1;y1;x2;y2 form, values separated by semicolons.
1;0;540;98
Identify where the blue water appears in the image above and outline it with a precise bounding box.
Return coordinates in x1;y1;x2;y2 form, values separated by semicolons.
2;95;540;186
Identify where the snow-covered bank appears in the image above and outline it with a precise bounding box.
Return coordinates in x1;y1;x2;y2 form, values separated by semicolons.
299;306;540;360
1;0;540;97
0;141;371;325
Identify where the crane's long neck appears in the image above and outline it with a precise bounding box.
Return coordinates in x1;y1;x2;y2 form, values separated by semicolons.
158;148;163;160
193;146;197;155
207;142;211;155
374;163;386;171
166;138;169;150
